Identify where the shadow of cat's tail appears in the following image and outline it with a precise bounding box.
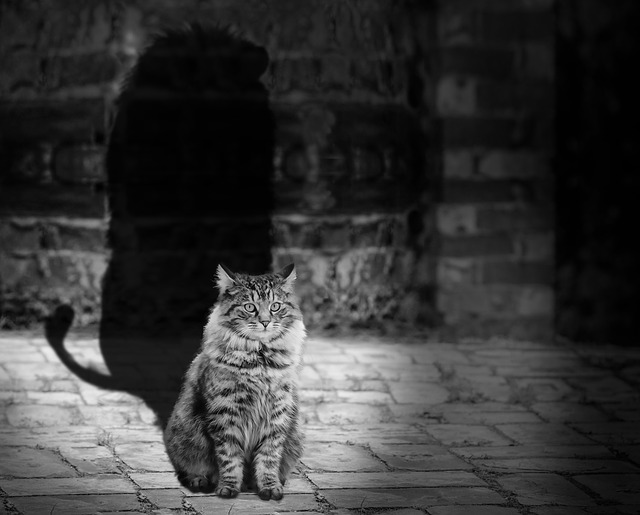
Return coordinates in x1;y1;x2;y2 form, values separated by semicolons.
44;304;120;390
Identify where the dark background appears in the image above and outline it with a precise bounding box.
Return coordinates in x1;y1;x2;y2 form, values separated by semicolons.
0;0;639;344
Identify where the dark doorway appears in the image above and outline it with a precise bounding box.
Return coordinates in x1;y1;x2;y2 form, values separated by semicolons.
49;25;275;426
555;2;640;343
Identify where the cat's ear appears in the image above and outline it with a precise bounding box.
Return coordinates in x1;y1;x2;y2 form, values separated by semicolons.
216;264;237;294
278;263;296;293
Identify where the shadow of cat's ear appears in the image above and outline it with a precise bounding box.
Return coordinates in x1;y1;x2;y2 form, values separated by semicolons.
216;264;237;294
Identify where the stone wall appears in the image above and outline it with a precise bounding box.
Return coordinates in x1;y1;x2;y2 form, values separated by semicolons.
433;0;556;340
0;0;556;339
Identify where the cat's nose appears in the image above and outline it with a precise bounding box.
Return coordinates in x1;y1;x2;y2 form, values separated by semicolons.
259;320;269;328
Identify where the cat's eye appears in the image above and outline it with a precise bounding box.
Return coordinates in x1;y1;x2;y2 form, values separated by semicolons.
270;302;282;312
243;303;256;313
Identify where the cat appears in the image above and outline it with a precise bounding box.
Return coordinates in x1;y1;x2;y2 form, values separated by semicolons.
163;263;306;500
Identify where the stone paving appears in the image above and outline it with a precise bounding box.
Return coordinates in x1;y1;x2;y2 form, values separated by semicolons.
1;329;640;514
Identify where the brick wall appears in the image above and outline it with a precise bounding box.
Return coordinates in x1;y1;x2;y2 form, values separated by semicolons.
0;2;112;326
0;0;556;339
433;0;555;340
0;0;430;332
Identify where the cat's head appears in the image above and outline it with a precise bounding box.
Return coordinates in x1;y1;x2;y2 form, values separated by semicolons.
214;263;302;341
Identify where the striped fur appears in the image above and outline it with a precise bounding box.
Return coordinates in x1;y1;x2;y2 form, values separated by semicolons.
164;264;306;500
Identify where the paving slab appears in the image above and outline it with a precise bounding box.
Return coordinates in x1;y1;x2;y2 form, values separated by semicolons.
370;443;473;471
529;508;640;515
320;487;505;508
571;421;640;446
8;494;142;515
1;331;639;513
186;492;319;514
425;424;514;447
442;410;543;425
495;473;596;506
530;402;610;423
141;489;185;509
315;402;391;424
388;381;451;404
301;441;387;471
429;507;520;515
307;470;486;489
0;475;136;496
116;442;174;471
573;474;640;504
5;404;81;427
451;444;616;460
495;422;595;445
57;444;121;474
470;457;640;473
0;446;77;478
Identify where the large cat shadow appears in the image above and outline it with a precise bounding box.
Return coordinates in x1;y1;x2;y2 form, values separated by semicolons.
46;25;275;428
45;304;200;425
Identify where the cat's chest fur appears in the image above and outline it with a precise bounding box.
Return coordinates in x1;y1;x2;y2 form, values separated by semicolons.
198;346;296;452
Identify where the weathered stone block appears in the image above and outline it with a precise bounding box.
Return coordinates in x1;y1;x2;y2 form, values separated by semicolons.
351;58;407;97
516;284;554;316
437;76;477;115
301;442;387;472
438;9;477;46
437;284;553;319
476;79;554;113
444;179;547;204
437;205;477;235
519;42;554;80
437;257;478;285
54;145;106;184
481;260;554;285
514;232;554;260
0;184;106;217
55;223;107;252
0;446;76;478
443;150;474;178
0;474;136;496
2;143;54;184
0;220;40;252
0;253;39;289
0;49;40;95
478;150;549;178
0;99;106;143
476;206;553;231
478;11;554;43
320;222;352;249
495;473;595;506
188;493;319;513
319;54;351;89
440;233;514;257
321;487;505;509
5;404;79;428
42;52;119;90
9;495;142;515
441;46;515;78
442;117;516;148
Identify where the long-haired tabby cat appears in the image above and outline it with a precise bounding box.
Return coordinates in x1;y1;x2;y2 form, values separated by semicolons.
164;263;306;500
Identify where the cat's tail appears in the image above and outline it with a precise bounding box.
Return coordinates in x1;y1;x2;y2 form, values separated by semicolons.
45;305;120;390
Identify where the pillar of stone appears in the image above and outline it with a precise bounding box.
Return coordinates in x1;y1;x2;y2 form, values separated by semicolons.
265;0;430;329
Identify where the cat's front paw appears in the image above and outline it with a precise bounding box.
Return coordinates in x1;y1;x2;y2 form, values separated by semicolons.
258;484;284;501
180;474;213;493
215;485;240;498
